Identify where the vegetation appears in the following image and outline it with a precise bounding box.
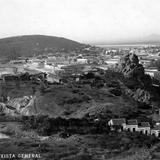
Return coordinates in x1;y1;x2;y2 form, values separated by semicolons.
0;35;84;58
1;50;160;159
22;115;110;136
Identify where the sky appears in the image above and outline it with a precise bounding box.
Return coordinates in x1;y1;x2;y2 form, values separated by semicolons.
0;0;160;44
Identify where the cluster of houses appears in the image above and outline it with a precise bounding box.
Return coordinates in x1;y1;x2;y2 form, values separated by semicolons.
108;118;160;137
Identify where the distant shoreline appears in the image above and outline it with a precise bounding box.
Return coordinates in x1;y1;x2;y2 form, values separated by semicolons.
96;44;160;48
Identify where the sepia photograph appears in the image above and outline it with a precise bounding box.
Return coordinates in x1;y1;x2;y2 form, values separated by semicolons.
1;0;160;159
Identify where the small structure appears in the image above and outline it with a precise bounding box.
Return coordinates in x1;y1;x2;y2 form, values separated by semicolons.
145;68;158;77
137;122;150;135
9;60;26;64
107;117;160;138
76;58;88;64
108;118;126;131
125;119;138;132
151;125;160;137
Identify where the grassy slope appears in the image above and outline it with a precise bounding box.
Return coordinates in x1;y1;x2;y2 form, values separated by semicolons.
0;35;83;57
0;81;159;159
0;132;160;160
2;81;138;118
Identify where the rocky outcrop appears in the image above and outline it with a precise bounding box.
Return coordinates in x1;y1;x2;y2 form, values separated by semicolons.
119;53;144;78
0;96;33;116
118;80;151;105
133;89;151;104
6;96;31;113
0;93;65;117
0;102;16;115
119;52;151;88
21;96;38;116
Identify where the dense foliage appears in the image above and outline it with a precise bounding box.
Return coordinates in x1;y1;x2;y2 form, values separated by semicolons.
22;115;110;136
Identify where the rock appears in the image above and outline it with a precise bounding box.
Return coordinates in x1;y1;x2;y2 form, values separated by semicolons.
119;52;151;88
0;102;16;115
21;96;38;116
133;89;151;104
119;53;144;78
6;96;31;112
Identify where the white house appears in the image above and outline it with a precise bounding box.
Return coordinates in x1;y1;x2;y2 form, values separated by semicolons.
125;119;138;132
151;125;160;137
105;59;118;66
107;118;160;138
77;58;88;64
137;122;150;135
145;68;158;77
108;118;126;131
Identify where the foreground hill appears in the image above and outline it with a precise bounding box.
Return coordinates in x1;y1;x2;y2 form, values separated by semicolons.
0;53;159;119
0;35;84;58
0;80;138;119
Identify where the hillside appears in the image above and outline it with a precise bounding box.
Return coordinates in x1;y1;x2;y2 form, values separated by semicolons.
0;78;138;119
0;53;159;119
0;35;84;58
1;60;160;159
0;73;140;120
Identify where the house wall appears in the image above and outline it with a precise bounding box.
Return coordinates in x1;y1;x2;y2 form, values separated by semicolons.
77;59;88;64
108;120;113;126
108;120;126;131
108;119;160;138
137;127;150;134
151;130;160;137
124;125;138;132
122;123;127;130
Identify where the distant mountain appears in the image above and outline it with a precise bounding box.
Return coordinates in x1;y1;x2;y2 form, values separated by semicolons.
141;34;160;43
96;34;160;45
0;35;84;58
120;34;160;45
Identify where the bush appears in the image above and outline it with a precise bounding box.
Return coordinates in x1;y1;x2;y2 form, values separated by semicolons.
22;116;110;136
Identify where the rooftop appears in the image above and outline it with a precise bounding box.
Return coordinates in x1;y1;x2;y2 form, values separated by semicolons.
111;118;126;125
139;122;150;128
127;119;138;125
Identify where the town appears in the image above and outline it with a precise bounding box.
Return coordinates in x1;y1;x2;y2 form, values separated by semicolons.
2;0;160;159
0;33;160;160
1;42;160;159
1;44;160;125
1;44;160;84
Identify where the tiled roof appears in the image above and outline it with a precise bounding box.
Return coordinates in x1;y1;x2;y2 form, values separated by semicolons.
139;122;150;127
127;119;138;125
111;118;126;125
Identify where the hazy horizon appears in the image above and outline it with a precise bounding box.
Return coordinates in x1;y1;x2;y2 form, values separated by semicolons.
0;0;160;44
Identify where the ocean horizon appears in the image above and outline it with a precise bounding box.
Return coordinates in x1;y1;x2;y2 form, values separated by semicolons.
96;44;159;48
